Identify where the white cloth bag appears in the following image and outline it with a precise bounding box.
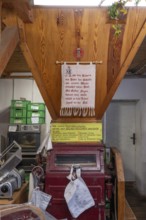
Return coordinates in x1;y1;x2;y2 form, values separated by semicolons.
64;166;95;218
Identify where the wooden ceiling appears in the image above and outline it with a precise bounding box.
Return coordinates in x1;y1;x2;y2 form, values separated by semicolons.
1;2;146;79
0;1;146;120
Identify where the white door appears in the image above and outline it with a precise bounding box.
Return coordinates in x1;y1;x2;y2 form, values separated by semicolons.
106;101;136;181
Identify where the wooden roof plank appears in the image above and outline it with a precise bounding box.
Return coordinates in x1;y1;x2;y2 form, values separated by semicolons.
17;18;57;119
2;0;33;23
98;20;146;119
0;26;19;77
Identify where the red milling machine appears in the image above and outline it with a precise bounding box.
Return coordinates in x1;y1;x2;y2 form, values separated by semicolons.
44;142;114;220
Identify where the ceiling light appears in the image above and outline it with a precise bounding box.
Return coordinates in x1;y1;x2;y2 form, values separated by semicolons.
34;0;108;6
10;72;33;77
34;0;146;6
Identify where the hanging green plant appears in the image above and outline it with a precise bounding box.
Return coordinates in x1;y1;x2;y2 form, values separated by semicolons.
107;0;128;38
112;24;122;37
108;0;128;20
108;0;144;37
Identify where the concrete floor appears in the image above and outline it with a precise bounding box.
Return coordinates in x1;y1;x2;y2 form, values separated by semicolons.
126;182;146;220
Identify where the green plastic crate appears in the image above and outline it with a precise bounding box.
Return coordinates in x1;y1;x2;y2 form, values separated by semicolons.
27;103;45;111
11;100;31;108
27;111;45;118
10;108;27;118
10;117;27;124
27;117;45;124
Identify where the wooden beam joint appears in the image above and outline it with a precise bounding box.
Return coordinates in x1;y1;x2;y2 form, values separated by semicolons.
2;0;33;23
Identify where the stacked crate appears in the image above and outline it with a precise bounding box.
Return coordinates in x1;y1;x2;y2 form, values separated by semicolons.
27;103;45;124
10;100;46;125
10;100;30;124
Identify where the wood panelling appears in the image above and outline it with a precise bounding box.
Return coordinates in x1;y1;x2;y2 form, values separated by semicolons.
24;8;109;119
2;7;146;119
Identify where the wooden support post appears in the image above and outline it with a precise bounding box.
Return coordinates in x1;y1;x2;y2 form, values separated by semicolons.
0;26;19;77
112;147;125;220
17;18;58;119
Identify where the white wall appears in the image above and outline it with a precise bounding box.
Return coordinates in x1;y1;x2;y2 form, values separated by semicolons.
109;78;146;195
0;80;13;138
0;78;51;140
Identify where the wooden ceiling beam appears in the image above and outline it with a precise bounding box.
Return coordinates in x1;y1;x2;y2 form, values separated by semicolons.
2;0;33;23
0;26;19;77
98;20;146;119
17;18;57;119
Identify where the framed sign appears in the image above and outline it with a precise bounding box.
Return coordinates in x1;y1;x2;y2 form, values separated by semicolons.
51;122;102;143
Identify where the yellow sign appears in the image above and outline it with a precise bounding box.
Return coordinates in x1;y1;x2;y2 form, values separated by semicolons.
51;123;102;143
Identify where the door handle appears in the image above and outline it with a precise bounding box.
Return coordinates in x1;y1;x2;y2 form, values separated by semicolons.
130;133;136;145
